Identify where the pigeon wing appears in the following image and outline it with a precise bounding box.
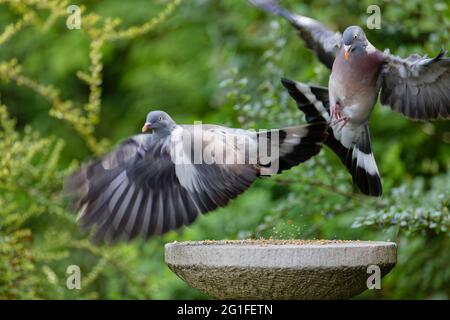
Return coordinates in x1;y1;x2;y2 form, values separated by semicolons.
249;0;342;69
65;130;258;243
380;49;450;120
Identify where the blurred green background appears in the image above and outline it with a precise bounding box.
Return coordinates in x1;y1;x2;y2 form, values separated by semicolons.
0;0;449;299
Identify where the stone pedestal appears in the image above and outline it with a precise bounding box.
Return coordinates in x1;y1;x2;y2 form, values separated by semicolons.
165;240;397;299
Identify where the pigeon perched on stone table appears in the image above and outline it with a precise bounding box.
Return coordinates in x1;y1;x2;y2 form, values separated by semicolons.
66;110;327;243
250;0;450;196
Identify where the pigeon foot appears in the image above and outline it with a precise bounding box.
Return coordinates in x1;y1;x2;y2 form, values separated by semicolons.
331;115;349;127
331;102;349;127
331;102;342;120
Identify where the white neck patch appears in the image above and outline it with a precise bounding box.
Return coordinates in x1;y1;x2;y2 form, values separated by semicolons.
365;41;377;54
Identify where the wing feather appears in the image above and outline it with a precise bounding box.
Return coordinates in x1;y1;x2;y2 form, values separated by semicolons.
249;0;341;69
380;50;450;120
65;130;258;243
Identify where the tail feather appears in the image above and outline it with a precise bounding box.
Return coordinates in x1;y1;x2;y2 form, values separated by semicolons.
281;77;382;196
278;122;328;172
258;122;327;174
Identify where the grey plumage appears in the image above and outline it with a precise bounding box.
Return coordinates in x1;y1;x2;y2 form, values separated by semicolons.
281;78;382;196
65;111;327;243
249;0;340;69
380;49;450;120
251;0;450;196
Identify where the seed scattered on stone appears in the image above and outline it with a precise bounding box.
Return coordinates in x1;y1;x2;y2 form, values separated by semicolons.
178;239;363;246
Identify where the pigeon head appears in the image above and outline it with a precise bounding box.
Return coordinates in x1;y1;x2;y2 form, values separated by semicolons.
342;26;368;60
142;110;176;134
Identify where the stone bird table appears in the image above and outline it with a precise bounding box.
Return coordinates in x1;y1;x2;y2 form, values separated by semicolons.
165;240;397;299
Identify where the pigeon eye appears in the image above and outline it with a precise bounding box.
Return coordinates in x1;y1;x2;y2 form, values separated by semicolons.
159;116;163;121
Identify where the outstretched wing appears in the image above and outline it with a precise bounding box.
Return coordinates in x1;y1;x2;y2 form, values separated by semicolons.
249;0;341;69
380;49;450;120
65;131;258;243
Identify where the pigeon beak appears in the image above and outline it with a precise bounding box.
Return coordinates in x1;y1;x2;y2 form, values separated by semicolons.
142;122;152;133
344;45;352;60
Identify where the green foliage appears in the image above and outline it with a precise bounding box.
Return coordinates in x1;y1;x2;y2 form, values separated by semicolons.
353;173;450;235
0;0;449;299
0;0;183;300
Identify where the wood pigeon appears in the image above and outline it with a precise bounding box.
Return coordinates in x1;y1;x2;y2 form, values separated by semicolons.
250;0;450;196
65;110;327;243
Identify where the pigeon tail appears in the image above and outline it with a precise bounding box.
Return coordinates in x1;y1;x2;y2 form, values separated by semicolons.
266;121;327;174
281;77;382;196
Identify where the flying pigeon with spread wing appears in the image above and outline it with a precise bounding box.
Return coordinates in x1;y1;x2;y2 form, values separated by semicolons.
65;110;327;243
250;0;450;196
